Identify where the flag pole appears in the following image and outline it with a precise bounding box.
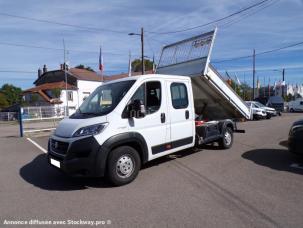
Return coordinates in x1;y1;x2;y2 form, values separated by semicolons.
128;50;132;77
99;46;104;82
152;54;155;73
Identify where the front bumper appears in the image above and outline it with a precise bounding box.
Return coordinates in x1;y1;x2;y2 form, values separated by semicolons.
254;113;267;119
47;135;104;177
266;110;277;116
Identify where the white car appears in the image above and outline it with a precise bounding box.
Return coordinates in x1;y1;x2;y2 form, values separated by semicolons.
253;101;277;119
246;101;267;120
288;99;303;112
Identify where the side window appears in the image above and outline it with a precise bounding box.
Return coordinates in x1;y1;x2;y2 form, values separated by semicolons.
171;83;188;109
300;101;303;105
129;81;161;115
67;91;73;101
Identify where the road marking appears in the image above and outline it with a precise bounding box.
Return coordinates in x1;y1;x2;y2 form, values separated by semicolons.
290;163;303;170
26;137;47;154
24;128;55;133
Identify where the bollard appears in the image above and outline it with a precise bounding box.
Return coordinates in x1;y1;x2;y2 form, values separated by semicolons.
19;107;23;137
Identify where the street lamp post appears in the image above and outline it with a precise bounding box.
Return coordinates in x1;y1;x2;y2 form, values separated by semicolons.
128;27;144;75
273;69;286;97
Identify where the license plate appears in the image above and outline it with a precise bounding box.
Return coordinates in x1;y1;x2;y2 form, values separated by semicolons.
50;158;60;168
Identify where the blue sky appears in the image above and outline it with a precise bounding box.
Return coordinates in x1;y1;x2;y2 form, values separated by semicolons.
0;0;302;89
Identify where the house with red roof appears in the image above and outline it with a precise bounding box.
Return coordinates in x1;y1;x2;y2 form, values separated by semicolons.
23;63;150;115
23;64;103;114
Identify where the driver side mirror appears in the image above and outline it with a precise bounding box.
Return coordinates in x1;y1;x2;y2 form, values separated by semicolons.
123;99;146;119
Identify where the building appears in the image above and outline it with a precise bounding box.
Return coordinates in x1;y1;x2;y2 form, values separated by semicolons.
286;84;303;97
23;64;153;115
23;64;103;114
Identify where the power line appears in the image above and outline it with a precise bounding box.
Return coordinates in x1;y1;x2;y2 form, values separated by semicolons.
213;41;303;63
147;0;273;35
220;0;279;29
0;41;134;56
0;70;35;73
218;67;303;74
0;1;274;36
0;12;128;34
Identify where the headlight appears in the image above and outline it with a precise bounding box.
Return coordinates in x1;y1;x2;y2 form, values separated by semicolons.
73;123;108;137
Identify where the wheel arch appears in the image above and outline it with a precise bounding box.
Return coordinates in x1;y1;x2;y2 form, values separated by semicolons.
95;132;148;176
219;119;235;134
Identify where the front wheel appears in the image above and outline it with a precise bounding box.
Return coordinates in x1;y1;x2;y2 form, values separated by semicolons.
219;127;233;149
107;146;141;186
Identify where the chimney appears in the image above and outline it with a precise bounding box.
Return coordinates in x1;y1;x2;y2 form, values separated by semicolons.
38;68;42;78
60;64;63;70
43;64;47;74
64;62;69;71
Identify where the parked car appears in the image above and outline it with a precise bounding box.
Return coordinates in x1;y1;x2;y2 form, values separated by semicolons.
246;101;267;120
288;119;303;155
254;96;284;116
247;101;277;119
288;99;303;112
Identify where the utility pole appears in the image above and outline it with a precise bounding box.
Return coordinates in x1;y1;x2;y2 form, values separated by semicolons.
128;27;144;75
141;27;145;75
252;49;256;100
63;39;69;116
282;68;285;97
263;76;266;97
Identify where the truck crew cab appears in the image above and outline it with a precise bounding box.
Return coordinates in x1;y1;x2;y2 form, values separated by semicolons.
47;29;250;186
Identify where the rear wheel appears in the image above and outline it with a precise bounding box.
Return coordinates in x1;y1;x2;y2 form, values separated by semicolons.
266;113;271;119
107;146;141;186
219;127;233;149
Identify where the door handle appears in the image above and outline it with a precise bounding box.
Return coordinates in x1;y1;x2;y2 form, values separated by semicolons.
161;113;166;123
185;110;189;119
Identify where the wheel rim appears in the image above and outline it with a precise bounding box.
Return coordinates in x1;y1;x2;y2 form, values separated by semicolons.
116;155;134;178
224;131;232;145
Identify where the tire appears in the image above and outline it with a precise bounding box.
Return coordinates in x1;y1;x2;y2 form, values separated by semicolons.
219;127;233;149
253;115;260;120
266;113;271;119
290;108;294;113
107;146;141;186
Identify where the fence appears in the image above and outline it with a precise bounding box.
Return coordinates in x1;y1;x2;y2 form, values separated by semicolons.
21;106;67;136
22;106;66;121
0;112;18;121
1;106;68;137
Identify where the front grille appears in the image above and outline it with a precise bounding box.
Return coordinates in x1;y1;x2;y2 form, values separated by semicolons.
50;139;69;156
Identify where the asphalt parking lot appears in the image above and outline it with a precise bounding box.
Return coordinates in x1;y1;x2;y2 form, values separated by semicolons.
1;113;303;227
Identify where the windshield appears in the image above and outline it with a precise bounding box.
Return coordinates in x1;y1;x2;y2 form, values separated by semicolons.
254;101;265;108
78;80;135;116
246;101;252;107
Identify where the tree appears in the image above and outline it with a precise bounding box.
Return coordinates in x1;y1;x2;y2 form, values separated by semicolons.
0;92;9;108
227;79;252;100
0;84;22;106
131;59;154;73
75;64;95;72
284;93;295;102
51;88;61;98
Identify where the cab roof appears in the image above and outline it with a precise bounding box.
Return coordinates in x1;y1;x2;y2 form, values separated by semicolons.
102;74;190;85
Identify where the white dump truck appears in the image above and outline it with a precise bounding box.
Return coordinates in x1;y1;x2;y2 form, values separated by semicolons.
47;29;251;186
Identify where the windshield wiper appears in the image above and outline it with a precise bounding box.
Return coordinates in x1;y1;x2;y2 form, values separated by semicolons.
80;112;103;116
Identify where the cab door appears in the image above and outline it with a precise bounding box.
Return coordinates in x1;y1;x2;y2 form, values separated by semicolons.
166;80;195;149
126;79;170;159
